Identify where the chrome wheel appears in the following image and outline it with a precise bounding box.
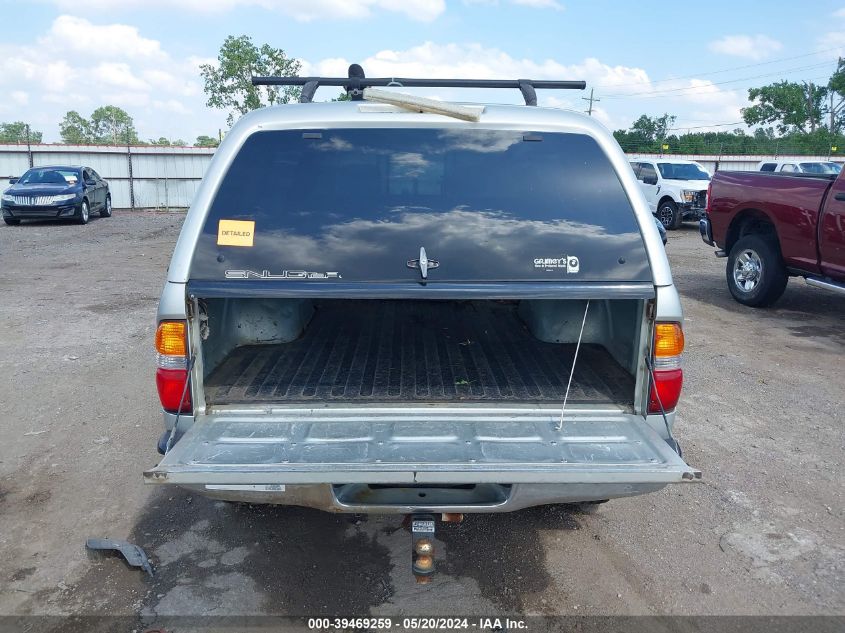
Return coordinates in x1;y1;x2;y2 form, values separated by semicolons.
657;205;674;229
102;196;112;217
79;200;89;224
733;249;763;292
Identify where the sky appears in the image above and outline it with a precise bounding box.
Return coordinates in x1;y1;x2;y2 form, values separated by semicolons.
1;0;844;144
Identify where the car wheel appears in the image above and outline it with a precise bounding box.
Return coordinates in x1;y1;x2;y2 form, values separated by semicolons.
77;200;89;225
100;195;112;218
726;235;788;307
657;201;680;230
3;217;20;226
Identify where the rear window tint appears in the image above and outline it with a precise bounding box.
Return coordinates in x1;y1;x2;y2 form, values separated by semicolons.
190;128;649;282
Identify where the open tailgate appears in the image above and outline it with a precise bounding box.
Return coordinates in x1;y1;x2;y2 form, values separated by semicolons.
145;409;700;485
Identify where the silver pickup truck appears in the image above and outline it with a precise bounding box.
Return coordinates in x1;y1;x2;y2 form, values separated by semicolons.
145;71;698;578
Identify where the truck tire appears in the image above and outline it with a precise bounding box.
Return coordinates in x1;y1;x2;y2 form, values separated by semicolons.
657;200;681;230
726;235;788;307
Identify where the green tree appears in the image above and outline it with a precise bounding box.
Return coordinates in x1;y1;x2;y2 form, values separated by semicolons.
200;35;301;126
631;113;676;143
89;105;139;145
613;113;677;153
742;81;827;134
0;121;42;143
60;111;93;144
60;107;139;145
195;134;220;147
150;136;171;146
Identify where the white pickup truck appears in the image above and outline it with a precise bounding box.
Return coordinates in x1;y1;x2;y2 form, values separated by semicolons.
630;158;711;230
756;159;841;174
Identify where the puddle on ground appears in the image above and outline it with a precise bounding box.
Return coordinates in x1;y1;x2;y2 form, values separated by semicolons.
47;489;583;625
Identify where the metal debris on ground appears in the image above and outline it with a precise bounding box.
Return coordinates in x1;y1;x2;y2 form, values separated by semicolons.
85;538;154;576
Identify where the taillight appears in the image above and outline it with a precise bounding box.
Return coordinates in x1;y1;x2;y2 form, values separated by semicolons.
705;181;712;214
648;322;684;413
155;320;191;413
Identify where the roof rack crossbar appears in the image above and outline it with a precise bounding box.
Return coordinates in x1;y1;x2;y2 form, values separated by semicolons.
253;76;586;105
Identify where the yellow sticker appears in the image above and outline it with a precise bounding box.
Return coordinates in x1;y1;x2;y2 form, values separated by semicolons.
217;219;255;247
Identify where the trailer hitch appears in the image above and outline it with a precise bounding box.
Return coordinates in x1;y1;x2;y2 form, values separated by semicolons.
409;513;463;583
410;514;436;583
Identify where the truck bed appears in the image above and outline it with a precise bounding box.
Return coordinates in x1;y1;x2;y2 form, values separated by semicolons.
203;301;635;405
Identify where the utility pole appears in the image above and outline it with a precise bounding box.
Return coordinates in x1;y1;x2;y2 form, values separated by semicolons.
803;81;816;133
582;88;600;116
25;124;33;168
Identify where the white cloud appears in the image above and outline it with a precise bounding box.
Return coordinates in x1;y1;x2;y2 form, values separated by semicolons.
50;0;446;21
511;0;563;9
93;62;151;92
708;34;783;60
0;16;218;143
306;43;646;88
11;91;29;106
817;31;845;59
43;15;166;61
303;43;655;130
0;21;750;144
303;42;752;131
834;7;845;17
463;0;564;7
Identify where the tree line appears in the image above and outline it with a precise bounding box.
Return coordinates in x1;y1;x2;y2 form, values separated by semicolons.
2;36;843;156
0;106;220;148
614;58;845;156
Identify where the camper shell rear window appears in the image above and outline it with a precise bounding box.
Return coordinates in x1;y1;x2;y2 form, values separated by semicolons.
190;128;650;283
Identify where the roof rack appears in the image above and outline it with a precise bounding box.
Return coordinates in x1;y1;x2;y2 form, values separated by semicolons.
252;64;586;106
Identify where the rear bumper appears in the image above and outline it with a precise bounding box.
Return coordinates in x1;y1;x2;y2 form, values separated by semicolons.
182;481;670;513
699;218;715;246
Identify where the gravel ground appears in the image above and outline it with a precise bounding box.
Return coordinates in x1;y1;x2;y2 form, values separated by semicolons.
0;212;842;627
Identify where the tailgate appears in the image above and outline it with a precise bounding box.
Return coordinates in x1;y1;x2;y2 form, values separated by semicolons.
145;409;699;485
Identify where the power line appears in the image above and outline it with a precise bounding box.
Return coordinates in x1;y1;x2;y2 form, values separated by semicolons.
603;63;837;99
593;44;845;90
667;121;746;130
582;88;600;115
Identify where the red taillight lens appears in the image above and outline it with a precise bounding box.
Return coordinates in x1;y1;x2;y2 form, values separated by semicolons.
156;367;192;413
155;320;191;414
705;181;712;214
649;322;684;413
648;368;683;413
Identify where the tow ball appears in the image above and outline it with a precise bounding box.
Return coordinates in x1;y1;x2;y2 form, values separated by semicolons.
410;513;463;583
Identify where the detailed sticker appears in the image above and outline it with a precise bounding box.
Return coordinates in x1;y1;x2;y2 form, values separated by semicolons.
217;219;255;247
534;256;580;273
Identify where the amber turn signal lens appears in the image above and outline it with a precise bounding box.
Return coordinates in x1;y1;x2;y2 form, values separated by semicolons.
654;322;684;357
156;321;187;356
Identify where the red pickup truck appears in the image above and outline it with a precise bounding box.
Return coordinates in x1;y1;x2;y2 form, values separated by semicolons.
700;169;845;306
